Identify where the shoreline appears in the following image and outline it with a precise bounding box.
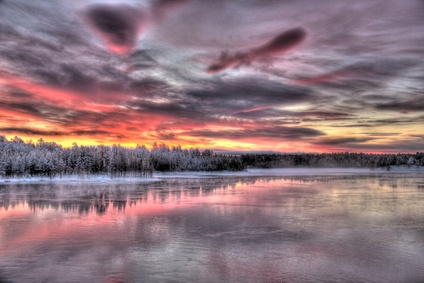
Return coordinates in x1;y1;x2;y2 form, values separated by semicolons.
0;175;162;185
1;166;423;185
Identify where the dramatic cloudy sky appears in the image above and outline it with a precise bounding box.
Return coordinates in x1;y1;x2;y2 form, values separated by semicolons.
0;0;423;152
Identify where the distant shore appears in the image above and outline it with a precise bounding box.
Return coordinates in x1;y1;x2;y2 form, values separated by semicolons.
1;167;423;185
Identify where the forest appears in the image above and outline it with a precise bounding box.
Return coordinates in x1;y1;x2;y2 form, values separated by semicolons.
0;135;423;179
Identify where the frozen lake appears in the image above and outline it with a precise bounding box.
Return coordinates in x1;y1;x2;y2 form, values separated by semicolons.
1;171;424;282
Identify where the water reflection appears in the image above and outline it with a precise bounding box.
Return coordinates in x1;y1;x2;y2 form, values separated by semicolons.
0;177;270;214
1;175;424;282
1;175;417;214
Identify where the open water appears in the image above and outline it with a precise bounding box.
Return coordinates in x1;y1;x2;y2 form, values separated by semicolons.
1;173;424;282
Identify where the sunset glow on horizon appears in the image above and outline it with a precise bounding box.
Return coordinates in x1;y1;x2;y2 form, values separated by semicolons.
1;0;423;153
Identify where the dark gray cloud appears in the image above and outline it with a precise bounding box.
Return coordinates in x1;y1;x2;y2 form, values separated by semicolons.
129;78;171;97
333;140;424;152
82;4;144;54
0;99;44;118
330;115;424;129
330;124;378;128
314;137;376;146
126;50;159;70
374;98;424;113
233;109;354;121
185;77;315;113
129;99;205;120
0;125;129;141
207;27;307;73
120;77;317;122
367;116;424;125
293;60;417;86
186;126;325;141
362;133;399;137
0;92;130;128
0;127;63;137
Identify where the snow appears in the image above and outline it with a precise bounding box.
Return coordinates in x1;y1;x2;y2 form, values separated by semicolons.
1;167;423;185
0;175;161;185
155;166;424;178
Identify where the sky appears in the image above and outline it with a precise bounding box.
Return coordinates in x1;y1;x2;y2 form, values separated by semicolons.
0;0;423;153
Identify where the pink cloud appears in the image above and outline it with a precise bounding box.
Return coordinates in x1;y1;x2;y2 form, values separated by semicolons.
292;68;353;85
232;105;273;115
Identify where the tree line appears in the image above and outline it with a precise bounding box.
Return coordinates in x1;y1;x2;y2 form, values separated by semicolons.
240;152;424;170
0;135;423;179
0;136;245;178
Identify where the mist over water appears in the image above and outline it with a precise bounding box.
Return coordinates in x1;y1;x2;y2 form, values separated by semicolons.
1;174;424;282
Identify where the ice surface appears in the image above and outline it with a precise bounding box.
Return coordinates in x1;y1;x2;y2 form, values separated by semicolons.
1;166;423;184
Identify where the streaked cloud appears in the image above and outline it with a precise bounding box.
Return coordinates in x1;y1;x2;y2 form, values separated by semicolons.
0;0;423;152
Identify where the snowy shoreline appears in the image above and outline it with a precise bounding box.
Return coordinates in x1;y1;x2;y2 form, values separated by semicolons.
0;175;162;185
1;166;423;185
155;167;424;179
